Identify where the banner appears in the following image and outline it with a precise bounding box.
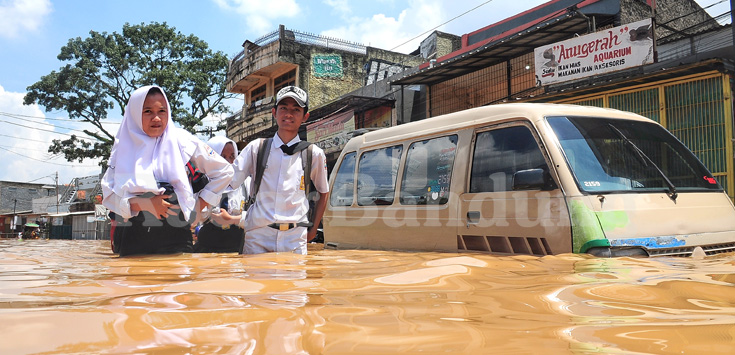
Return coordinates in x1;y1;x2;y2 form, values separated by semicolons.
362;105;392;128
535;19;653;85
307;110;355;154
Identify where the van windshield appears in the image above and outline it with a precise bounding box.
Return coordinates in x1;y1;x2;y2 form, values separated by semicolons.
547;116;721;193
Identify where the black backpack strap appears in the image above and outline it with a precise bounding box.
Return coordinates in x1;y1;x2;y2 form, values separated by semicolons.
250;137;271;203
289;140;311;154
301;144;313;197
300;143;315;227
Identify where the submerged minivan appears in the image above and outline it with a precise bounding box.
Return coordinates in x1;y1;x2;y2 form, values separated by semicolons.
323;103;735;257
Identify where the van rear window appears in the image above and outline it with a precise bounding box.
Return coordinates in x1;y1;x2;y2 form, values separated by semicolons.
357;145;403;206
400;135;458;205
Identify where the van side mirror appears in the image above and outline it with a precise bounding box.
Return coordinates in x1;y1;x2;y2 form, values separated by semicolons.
512;168;557;191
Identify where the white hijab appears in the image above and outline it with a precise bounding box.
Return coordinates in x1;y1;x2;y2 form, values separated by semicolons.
206;135;238;158
102;85;198;219
206;136;237;193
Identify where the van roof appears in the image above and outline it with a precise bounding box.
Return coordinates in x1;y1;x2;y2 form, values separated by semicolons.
348;103;654;149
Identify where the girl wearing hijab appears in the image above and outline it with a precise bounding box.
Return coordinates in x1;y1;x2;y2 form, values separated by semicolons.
102;85;234;256
193;136;249;253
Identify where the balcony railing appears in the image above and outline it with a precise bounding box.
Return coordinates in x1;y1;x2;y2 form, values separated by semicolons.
230;26;367;63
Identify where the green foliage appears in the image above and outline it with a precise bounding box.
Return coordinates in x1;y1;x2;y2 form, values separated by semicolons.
24;22;234;166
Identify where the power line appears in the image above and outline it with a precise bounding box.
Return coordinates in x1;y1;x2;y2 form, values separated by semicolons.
27;173;57;183
389;0;496;51
0;143;56;153
0;117;97;142
0;133;51;144
0;146;99;168
0;112;88;133
0;111;122;124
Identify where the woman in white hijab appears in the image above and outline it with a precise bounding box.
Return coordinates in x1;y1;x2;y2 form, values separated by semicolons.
102;85;233;256
194;136;250;253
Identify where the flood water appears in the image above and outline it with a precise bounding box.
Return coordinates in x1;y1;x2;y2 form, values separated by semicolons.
1;239;734;354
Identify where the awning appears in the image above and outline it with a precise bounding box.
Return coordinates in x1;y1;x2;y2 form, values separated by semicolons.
390;10;593;86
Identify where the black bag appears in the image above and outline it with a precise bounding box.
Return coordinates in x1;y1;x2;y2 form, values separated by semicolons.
186;160;209;194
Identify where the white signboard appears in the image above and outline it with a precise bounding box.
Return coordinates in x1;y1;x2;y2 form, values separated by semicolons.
535;19;653;85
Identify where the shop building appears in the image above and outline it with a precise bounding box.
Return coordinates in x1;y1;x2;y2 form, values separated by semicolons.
390;0;734;198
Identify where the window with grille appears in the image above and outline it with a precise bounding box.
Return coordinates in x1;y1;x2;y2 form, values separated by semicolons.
274;70;296;92
251;85;266;102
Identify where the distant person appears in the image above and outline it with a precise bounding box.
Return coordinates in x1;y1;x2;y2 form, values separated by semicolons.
102;85;233;256
194;136;248;253
230;85;329;254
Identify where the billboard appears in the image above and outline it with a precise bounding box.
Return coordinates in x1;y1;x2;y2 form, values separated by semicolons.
307;110;355;154
362;105;392;128
535;19;653;86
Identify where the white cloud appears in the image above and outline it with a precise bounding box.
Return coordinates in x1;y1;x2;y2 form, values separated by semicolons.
212;0;301;35
321;0;444;53
319;0;558;53
0;84;102;185
0;0;52;39
323;0;351;17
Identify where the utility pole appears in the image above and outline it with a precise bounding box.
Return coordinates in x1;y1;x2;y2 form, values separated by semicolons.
651;0;657;62
55;171;59;213
13;198;17;236
731;0;734;60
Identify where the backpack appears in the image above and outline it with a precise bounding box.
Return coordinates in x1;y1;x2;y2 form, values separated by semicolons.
111;159;207;253
247;138;317;227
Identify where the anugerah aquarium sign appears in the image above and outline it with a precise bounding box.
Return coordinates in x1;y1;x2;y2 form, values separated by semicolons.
534;18;653;86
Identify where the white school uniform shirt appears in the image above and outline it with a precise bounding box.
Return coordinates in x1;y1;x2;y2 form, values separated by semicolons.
103;138;234;220
231;134;329;231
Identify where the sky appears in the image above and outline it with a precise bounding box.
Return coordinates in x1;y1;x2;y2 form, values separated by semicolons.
0;0;730;188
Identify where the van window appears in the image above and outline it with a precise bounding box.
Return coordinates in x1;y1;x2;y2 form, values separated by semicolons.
400;135;458;205
471;125;548;193
547;116;722;193
330;152;356;206
357;145;403;205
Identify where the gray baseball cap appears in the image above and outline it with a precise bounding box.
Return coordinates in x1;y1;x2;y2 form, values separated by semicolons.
275;86;308;108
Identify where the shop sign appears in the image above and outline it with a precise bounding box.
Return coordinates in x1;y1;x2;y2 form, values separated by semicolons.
313;54;343;78
534;18;653;85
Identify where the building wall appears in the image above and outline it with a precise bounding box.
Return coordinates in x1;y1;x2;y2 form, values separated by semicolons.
427;0;719;117
620;0;720;41
430;52;541;116
0;182;54;214
227;28;423;146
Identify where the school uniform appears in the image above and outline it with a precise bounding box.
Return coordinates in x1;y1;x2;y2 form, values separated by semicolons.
231;134;329;254
101;85;234;257
194;183;248;252
194;136;249;253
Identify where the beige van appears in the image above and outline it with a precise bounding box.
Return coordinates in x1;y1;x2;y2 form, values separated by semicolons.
322;103;735;257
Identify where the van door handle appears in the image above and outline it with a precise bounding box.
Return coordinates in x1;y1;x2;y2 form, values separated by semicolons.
466;211;480;228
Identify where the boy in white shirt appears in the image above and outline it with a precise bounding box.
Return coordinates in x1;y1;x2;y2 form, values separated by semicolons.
231;86;329;254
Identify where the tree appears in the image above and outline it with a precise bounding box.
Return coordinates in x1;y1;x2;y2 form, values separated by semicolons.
24;22;234;166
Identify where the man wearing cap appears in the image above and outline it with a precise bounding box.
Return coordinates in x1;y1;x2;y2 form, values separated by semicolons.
230;85;330;254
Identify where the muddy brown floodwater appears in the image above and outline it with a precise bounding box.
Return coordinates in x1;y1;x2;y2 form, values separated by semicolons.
0;239;734;354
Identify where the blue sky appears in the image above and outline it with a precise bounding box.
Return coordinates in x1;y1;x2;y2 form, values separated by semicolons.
0;0;729;187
